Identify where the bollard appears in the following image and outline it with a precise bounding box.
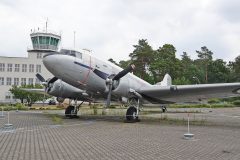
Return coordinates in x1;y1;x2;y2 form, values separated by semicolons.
4;112;13;129
184;113;194;140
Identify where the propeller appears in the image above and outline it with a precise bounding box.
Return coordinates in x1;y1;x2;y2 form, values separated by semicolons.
36;73;46;83
105;64;135;107
36;73;58;93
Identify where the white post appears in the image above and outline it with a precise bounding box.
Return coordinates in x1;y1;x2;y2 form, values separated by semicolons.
184;113;194;139
187;113;190;133
1;106;3;116
8;112;10;124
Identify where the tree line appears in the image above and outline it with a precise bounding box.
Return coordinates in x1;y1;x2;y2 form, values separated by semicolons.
109;39;240;85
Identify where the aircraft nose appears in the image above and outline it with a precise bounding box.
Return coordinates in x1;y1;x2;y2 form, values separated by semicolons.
43;54;76;80
43;54;57;74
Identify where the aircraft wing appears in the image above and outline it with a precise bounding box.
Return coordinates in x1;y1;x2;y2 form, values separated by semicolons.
20;88;48;95
139;83;240;104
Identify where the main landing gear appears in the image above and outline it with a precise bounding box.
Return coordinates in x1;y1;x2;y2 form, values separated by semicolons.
126;96;141;122
65;100;83;118
161;106;167;113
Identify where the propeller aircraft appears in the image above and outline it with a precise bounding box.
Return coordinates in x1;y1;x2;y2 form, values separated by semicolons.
42;48;240;122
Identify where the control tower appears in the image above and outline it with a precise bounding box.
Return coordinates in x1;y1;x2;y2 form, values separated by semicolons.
28;30;61;52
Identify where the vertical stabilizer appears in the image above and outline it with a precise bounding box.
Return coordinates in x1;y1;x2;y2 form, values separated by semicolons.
160;74;172;86
154;74;172;86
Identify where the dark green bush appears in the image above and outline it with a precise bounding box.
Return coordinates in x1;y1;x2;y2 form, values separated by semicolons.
233;100;240;106
15;103;28;110
210;103;234;108
208;98;221;104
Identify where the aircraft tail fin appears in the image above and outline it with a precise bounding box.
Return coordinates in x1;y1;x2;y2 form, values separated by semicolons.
155;73;172;86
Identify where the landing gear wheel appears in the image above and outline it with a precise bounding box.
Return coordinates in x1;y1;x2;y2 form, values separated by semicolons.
65;105;78;118
162;106;167;113
126;106;139;122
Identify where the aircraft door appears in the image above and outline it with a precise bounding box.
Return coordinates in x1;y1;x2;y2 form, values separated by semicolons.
77;53;94;87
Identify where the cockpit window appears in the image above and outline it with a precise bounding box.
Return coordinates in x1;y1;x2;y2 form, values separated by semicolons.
69;50;76;57
60;49;76;57
75;51;82;59
59;49;83;58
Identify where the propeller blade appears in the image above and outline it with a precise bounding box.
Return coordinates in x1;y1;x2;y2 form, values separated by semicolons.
36;73;46;82
105;64;135;108
112;64;135;81
106;81;112;107
48;77;58;84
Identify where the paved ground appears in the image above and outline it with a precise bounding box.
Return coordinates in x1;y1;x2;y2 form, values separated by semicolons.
146;107;240;127
0;110;240;160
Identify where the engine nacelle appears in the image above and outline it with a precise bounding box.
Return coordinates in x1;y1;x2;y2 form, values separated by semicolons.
112;77;130;97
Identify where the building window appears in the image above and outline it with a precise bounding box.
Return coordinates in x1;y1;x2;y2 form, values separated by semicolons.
37;53;42;59
29;64;34;72
14;78;19;86
0;63;5;72
22;64;27;72
35;78;40;85
5;95;11;100
6;77;12;85
28;78;34;85
0;77;4;85
21;78;26;85
15;64;20;72
36;65;41;73
5;92;12;100
7;63;12;72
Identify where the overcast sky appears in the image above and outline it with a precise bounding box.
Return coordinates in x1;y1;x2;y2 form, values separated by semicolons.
0;0;239;62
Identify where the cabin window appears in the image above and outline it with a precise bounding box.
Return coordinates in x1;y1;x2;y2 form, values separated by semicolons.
69;50;76;57
76;51;82;59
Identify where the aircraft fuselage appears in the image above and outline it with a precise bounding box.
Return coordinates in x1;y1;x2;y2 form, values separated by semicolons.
43;49;151;99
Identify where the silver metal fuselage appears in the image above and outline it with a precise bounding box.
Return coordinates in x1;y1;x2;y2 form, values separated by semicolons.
43;51;151;99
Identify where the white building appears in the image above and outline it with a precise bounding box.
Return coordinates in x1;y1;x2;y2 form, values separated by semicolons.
0;30;61;103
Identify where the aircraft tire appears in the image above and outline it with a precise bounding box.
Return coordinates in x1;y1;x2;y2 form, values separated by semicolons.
126;106;138;122
65;105;75;118
162;106;167;113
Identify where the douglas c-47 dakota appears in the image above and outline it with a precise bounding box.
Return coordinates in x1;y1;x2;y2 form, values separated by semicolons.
42;48;240;122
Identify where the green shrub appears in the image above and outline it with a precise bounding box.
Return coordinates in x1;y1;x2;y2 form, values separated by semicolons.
4;106;16;111
15;103;28;110
170;104;210;108
208;98;220;104
109;105;116;109
92;105;98;115
210;103;234;108
233;100;240;106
